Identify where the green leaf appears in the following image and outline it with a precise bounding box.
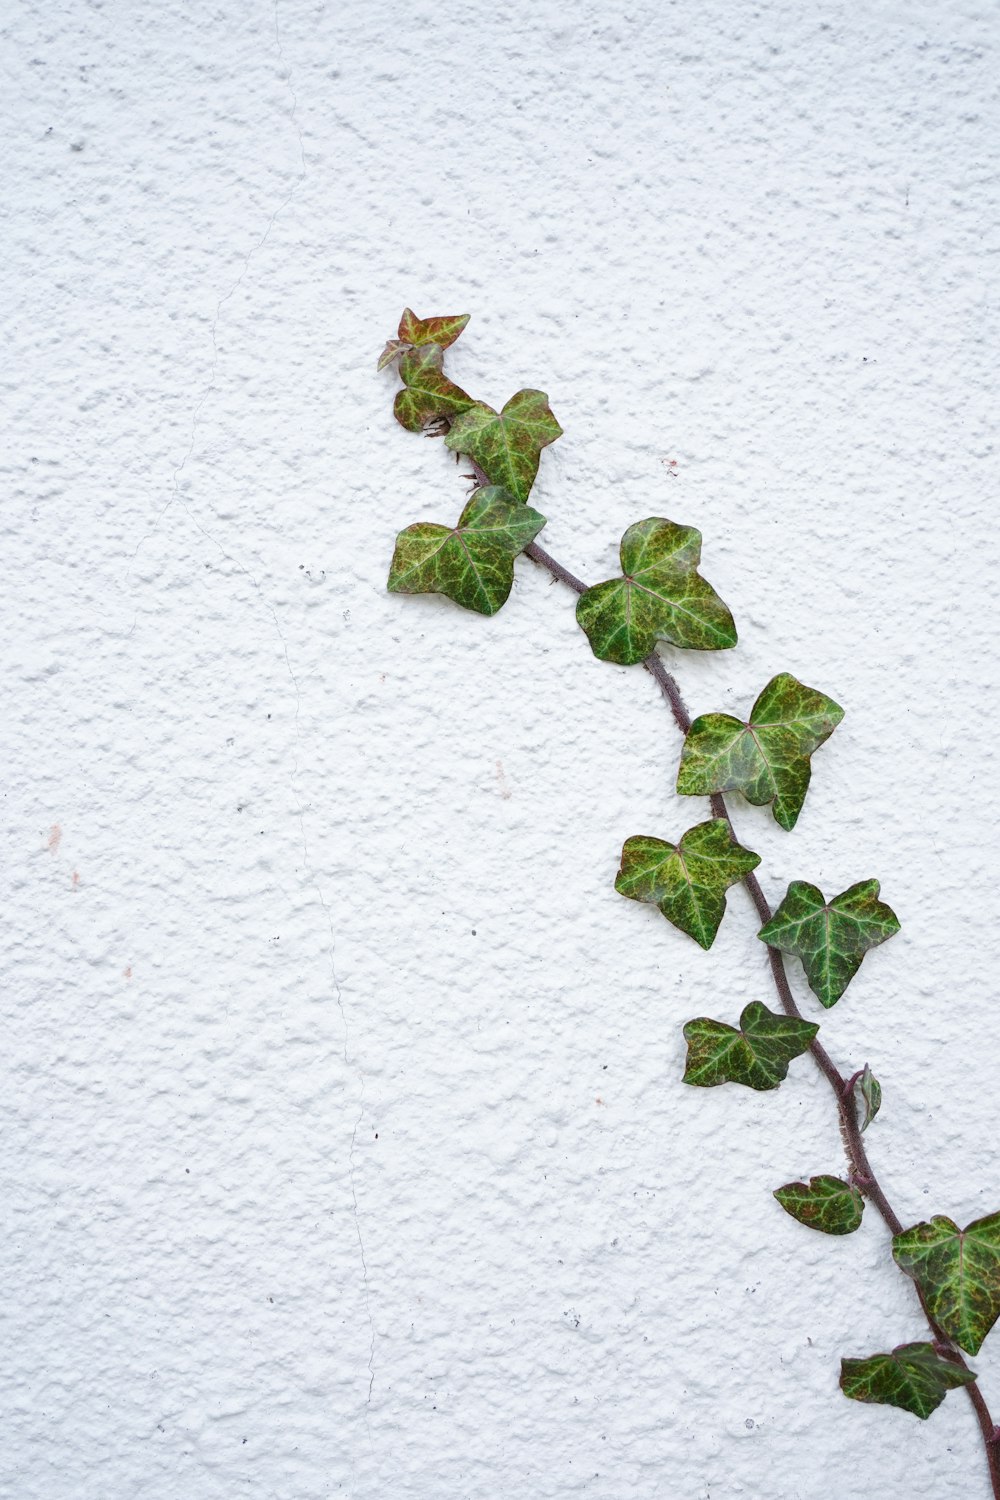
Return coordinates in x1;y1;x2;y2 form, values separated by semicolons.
774;1175;864;1235
575;519;737;666
858;1063;882;1131
840;1342;976;1420
444;390;562;502
615;819;760;950
757;879;900;1008
387;487;545;616
393;344;476;433
892;1212;1000;1356
682;1000;818;1091
398;307;470;350
676;673;844;830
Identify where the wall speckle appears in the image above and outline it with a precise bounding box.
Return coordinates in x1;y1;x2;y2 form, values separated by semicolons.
3;1;999;1495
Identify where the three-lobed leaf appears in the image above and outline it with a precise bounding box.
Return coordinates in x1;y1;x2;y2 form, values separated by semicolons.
677;672;844;830
892;1212;1000;1355
839;1344;971;1422
615;818;760;950
393;344;476;433
757;878;900;1008
840;1342;976;1420
682;1001;818;1091
444;390;562;502
774;1174;864;1235
387;486;545;617
398;307;470;349
378;309;470;372
576;518;737;666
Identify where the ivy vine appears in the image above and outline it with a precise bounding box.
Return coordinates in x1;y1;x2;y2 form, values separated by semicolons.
378;307;1000;1494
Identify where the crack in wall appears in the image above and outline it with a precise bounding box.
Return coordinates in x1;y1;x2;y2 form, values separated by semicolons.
349;1077;378;1411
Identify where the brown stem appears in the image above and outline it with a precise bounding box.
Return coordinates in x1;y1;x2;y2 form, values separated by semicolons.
447;433;999;1488
521;539;1000;1495
524;540;586;596
967;1387;1000;1495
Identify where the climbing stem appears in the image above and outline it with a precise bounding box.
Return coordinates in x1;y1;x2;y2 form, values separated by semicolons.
519;533;1000;1497
450;437;998;1492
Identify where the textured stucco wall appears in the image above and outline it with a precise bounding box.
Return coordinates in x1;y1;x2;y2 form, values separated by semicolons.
4;1;1000;1495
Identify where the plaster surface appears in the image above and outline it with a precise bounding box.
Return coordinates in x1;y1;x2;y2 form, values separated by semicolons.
3;1;1000;1495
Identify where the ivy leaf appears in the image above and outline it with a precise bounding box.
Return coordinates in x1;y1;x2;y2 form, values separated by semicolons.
379;309;470;371
757;879;900;1008
575;519;737;666
377;337;412;373
615;819;760;950
774;1175;864;1235
387;486;545;616
676;673;844;830
444;390;562;502
858;1063;882;1131
397;307;470;350
682;1001;818;1091
840;1343;976;1420
393;344;476;433
892;1212;1000;1356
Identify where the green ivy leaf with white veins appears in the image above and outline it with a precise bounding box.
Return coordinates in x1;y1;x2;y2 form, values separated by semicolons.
682;1001;818;1091
757;879;900;1008
387;487;545;617
393;344;476;433
677;672;844;830
575;518;737;667
840;1343;976;1420
774;1175;864;1235
615;818;760;949
444;390;562;502
892;1212;1000;1356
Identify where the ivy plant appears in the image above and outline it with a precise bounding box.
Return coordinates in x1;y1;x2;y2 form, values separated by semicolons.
614;819;759;950
758;878;901;1008
774;1174;865;1235
378;310;1000;1494
387;487;546;616
575;518;737;664
676;672;844;831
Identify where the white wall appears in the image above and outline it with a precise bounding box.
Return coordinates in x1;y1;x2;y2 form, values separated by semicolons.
4;1;999;1495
